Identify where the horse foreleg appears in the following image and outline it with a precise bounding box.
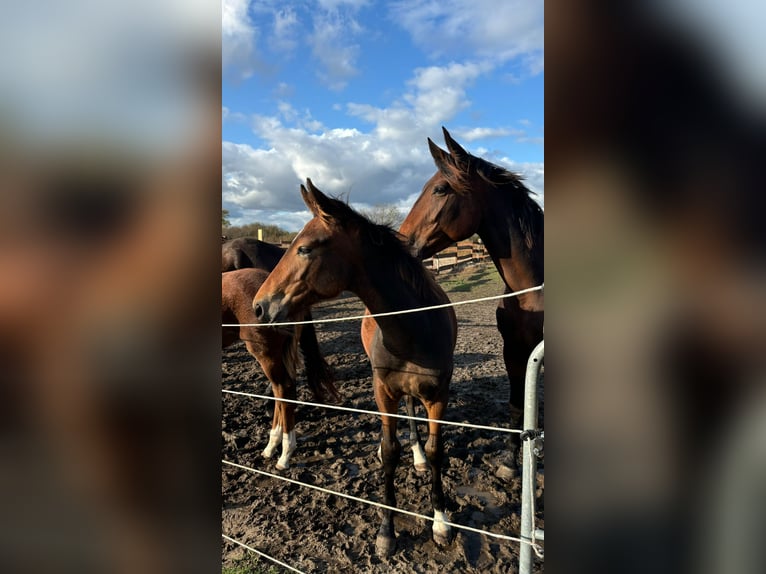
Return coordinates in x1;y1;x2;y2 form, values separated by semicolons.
374;381;401;558
496;305;526;426
271;382;297;470
404;396;428;472
424;400;452;547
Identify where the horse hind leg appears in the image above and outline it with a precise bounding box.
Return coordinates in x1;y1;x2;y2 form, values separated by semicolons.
405;396;428;472
376;397;427;472
256;348;298;470
267;383;297;470
423;400;453;547
243;341;282;460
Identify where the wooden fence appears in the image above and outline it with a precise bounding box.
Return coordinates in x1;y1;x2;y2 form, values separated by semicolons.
424;240;489;274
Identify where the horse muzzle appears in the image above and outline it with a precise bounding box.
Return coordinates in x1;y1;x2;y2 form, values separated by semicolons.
252;295;286;326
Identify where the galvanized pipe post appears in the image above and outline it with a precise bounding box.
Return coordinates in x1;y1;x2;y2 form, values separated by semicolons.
519;340;544;574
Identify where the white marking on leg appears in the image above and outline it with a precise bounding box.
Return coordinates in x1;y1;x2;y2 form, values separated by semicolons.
276;430;297;470
377;443;382;463
432;510;452;545
262;425;282;459
412;442;428;471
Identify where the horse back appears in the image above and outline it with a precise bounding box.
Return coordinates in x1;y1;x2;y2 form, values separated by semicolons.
221;237;285;273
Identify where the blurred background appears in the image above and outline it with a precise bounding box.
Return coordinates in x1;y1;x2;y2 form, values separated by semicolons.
546;1;765;573
0;2;221;573
0;1;763;573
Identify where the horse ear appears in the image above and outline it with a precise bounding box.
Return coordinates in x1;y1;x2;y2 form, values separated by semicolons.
428;137;456;180
442;127;471;172
300;183;319;217
303;178;336;225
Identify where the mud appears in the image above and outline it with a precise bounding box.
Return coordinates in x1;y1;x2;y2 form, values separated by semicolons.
222;263;544;572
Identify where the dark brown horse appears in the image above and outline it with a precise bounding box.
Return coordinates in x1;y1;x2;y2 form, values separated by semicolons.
253;179;457;557
400;127;543;429
223;268;337;469
221;236;286;273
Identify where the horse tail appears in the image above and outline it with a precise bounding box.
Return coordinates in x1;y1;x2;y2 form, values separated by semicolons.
281;330;301;383
298;314;339;403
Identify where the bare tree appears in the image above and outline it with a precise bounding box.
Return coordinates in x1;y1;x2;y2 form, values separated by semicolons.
359;203;404;229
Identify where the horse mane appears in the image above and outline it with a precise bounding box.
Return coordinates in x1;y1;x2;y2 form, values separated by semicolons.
321;195;445;305
459;155;544;257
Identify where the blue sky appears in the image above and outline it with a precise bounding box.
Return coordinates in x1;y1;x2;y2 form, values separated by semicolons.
223;0;544;230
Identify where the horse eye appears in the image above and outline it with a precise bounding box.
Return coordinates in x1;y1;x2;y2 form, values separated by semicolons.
432;185;449;196
297;245;312;256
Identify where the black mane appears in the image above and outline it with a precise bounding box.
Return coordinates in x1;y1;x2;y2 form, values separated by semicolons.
472;156;544;259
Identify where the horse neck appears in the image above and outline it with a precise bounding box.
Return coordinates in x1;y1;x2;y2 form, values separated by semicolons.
351;255;450;356
477;194;543;312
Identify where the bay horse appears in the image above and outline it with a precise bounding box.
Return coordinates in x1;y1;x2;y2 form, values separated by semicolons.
222;235;333;418
222;236;286;273
253;179;457;557
400;127;543;431
223;268;338;469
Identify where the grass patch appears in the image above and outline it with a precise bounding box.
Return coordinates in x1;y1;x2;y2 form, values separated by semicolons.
438;264;498;294
223;554;283;574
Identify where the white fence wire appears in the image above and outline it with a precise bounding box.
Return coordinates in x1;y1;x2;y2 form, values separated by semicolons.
222;282;545;570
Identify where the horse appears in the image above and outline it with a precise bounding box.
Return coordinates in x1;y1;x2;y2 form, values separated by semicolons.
252;179;457;557
221;236;286;273
223;268;338;469
221;235;336;442
400;127;544;433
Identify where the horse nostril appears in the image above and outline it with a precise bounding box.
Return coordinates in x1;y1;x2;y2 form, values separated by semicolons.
253;303;264;319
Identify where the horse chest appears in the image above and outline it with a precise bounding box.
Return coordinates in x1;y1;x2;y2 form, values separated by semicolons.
371;346;446;401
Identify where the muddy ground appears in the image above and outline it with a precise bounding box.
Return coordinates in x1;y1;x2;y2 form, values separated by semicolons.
222;262;544;573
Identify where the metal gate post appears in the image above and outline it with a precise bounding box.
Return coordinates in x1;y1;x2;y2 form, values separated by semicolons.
519;340;544;574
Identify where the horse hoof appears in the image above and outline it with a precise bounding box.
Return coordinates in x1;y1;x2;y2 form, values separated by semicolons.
275;459;290;470
414;462;429;473
375;534;396;557
433;529;453;547
432;511;453;547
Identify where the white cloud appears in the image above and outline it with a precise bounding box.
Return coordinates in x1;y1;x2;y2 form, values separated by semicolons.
270;7;299;55
223;58;543;230
221;1;373;91
317;0;370;9
223;119;545;229
308;11;362;90
347;61;490;142
389;0;543;73
498;159;545;206
222;0;261;80
456;127;522;141
223;116;441;229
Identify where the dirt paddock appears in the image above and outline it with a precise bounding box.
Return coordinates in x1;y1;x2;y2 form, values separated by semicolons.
222;262;544;573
